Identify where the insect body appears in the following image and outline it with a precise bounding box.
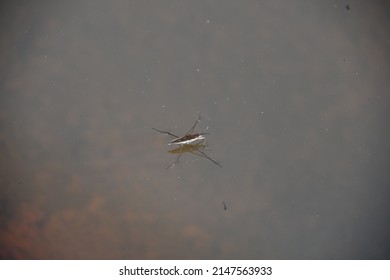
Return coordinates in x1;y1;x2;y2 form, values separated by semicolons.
169;133;206;145
154;116;208;145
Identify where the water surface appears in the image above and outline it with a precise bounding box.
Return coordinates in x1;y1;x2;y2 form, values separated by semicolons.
1;0;389;259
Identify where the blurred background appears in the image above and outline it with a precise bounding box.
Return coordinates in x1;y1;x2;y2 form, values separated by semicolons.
0;0;389;259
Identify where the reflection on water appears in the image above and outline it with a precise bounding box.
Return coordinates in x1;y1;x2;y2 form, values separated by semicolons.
167;143;222;169
1;1;389;259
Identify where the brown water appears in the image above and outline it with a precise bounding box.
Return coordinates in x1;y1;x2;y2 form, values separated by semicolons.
1;0;389;259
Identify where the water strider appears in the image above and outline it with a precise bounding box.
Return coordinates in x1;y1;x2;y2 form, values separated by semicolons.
153;115;208;145
153;115;222;168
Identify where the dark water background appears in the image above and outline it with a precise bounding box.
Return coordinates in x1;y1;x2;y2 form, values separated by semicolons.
1;0;389;259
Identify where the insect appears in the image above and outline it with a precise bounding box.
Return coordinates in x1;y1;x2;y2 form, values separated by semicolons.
153;115;222;168
223;201;227;210
153;115;209;145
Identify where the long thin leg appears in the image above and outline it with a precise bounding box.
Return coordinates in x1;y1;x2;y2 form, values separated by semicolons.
191;149;222;168
184;113;201;136
167;148;221;168
152;128;179;139
197;150;222;167
167;152;182;169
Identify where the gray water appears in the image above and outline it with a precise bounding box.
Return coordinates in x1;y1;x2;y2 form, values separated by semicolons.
1;0;389;259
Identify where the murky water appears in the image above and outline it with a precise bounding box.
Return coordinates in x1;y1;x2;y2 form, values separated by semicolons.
1;0;389;259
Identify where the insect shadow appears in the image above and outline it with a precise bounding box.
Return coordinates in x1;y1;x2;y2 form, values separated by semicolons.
153;115;222;168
